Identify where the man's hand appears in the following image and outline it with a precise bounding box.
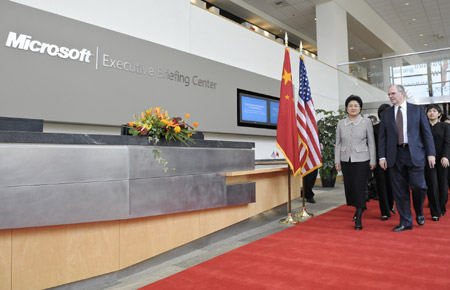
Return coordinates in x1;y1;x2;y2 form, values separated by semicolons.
428;155;436;168
379;159;387;171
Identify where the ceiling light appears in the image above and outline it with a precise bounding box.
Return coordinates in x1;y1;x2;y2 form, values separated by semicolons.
362;57;366;60
424;43;428;46
419;34;423;37
314;18;317;21
412;18;416;21
350;47;354;50
274;0;289;8
405;2;410;5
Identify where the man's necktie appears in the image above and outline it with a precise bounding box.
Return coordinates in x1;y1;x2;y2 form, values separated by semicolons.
396;106;404;145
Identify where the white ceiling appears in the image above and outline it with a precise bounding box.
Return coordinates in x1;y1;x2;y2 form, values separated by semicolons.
207;0;450;62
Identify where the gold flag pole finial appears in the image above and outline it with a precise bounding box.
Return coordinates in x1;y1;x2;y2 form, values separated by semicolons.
300;41;303;56
284;32;288;47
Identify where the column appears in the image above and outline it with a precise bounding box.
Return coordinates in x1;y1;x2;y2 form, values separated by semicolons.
315;1;349;68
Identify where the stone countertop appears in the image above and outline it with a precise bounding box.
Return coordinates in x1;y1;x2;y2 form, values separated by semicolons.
0;131;254;149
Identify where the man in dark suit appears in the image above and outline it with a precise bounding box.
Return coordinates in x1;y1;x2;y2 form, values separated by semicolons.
378;84;436;232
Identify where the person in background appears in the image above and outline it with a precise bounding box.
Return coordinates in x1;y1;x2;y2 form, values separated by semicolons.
378;85;436;232
373;104;395;221
425;104;450;220
366;115;379;201
446;118;450;201
335;95;376;230
301;144;323;204
368;115;378;125
302;168;318;203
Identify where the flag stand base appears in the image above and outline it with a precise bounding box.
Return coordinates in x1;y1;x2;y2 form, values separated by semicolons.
295;207;314;219
279;213;299;224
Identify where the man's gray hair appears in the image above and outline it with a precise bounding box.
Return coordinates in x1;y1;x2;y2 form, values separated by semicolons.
395;84;405;93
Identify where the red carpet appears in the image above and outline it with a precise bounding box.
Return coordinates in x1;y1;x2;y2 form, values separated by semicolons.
139;200;450;290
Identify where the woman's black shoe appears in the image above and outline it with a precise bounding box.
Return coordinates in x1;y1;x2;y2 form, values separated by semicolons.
354;208;363;230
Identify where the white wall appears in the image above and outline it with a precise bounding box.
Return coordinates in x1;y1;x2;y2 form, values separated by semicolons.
11;0;192;52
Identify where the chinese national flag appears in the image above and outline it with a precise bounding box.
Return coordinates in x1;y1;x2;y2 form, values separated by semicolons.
276;47;301;176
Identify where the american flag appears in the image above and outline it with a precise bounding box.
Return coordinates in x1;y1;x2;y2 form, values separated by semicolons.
296;56;322;176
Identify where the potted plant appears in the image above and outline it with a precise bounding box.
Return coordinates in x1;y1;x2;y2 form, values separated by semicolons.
316;109;346;187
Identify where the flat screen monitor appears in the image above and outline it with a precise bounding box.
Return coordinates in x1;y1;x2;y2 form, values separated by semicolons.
269;101;279;124
237;89;279;129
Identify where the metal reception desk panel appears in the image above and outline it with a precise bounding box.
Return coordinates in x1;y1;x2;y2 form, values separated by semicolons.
0;181;129;229
0;144;130;229
0;138;255;230
128;146;255;178
0;144;129;187
130;173;226;218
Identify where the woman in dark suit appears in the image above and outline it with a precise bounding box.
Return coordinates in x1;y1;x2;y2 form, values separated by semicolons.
335;95;376;230
425;104;450;220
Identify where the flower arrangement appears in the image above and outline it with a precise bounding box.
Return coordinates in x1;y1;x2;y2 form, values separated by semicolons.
127;106;199;172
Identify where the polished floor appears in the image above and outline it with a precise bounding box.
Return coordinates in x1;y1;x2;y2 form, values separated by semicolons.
53;182;348;290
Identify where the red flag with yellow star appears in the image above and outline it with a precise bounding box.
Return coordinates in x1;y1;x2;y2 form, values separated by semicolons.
276;47;301;176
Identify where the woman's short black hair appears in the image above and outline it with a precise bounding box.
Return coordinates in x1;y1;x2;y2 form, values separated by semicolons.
426;104;442;114
345;95;363;109
368;115;378;123
377;103;391;119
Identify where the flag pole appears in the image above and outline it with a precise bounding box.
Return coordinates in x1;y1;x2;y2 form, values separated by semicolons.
280;166;298;224
295;174;313;219
295;39;313;220
279;31;298;224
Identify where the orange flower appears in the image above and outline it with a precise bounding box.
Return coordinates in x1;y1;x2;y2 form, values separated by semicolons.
167;121;177;127
127;121;134;127
161;119;169;125
185;113;190;119
146;109;151;115
154;107;161;115
193;122;199;128
174;126;181;133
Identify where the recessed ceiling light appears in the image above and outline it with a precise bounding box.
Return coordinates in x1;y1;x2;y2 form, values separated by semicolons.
424;43;428;46
419;34;424;37
314;17;317;21
405;2;410;6
412;18;416;21
362;57;366;60
350;47;354;50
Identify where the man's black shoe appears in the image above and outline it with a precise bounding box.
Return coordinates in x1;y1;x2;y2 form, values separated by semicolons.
306;197;316;204
416;215;425;226
393;224;413;232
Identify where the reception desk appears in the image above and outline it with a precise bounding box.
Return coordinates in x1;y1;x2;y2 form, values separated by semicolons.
0;132;300;290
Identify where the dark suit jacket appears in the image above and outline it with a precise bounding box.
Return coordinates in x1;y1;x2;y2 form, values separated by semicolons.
378;102;435;168
430;121;450;160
